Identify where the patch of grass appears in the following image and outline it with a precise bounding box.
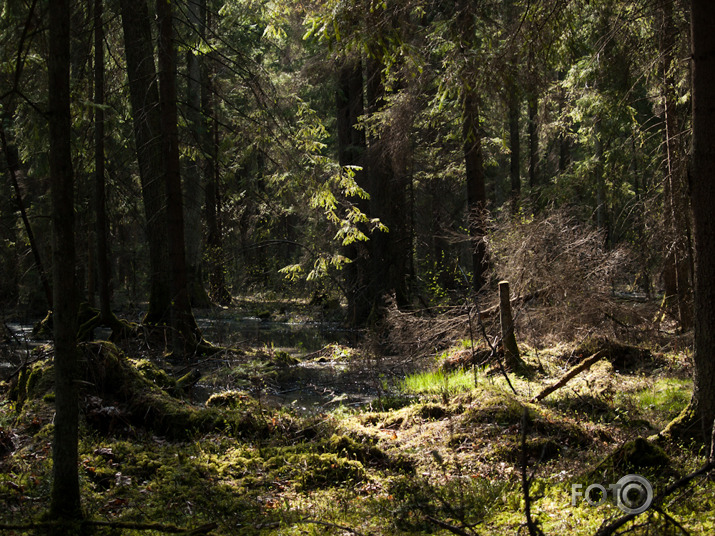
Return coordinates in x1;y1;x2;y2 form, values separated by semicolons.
631;378;691;416
400;368;476;397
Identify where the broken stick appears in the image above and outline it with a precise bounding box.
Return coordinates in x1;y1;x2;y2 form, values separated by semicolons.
530;351;606;403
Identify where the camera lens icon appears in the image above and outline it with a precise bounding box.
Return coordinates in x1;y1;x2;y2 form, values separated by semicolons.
614;475;653;514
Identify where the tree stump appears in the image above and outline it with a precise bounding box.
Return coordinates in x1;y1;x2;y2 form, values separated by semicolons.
499;280;527;373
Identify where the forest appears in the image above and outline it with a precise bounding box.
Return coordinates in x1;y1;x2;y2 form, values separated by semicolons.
1;0;715;534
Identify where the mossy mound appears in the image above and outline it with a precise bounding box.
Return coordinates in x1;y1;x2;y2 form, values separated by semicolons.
272;350;300;367
572;336;652;369
9;342;270;440
265;451;365;490
0;427;14;458
326;434;392;467
253;347;300;367
590;437;673;481
206;390;253;408
494;438;563;463
8;357;54;406
459;393;590;460
417;403;449;420
460;392;526;427
134;359;177;391
372;403;452;430
80;342;270;439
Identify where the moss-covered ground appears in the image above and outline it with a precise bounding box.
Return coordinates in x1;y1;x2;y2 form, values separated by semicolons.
0;321;713;535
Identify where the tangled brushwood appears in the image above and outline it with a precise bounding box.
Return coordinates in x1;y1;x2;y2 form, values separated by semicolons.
387;210;659;361
488;210;659;346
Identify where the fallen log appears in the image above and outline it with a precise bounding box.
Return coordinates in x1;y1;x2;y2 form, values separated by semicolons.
530;351;606;403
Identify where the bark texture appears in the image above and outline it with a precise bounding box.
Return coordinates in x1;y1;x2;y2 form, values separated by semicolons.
156;0;200;353
336;60;370;325
48;0;82;522
184;0;211;308
94;0;112;322
458;5;488;291
119;0;172;324
686;0;715;444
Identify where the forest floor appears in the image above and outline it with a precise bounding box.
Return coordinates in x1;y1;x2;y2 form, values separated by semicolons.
0;299;714;535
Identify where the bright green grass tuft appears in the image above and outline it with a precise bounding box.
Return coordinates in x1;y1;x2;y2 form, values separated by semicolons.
400;368;476;396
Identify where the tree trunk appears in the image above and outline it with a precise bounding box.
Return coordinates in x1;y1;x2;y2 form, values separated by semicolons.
94;0;112;322
677;0;715;446
463;88;488;292
337;59;370;325
457;6;488;292
201;8;231;307
594;117;607;236
527;93;538;191
48;0;82;522
118;0;172;324
156;0;200;354
659;0;693;331
365;56;410;317
508;83;520;214
184;0;211;308
499;280;526;373
202;71;230;306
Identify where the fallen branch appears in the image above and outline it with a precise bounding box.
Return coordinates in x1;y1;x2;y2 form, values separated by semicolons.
530;351;605;403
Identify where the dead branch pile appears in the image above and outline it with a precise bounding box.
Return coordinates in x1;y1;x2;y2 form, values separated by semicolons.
488;210;655;346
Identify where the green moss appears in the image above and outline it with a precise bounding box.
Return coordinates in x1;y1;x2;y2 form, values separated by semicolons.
31;311;53;339
175;369;202;393
461;392;526;426
9;358;54;408
327;434;389;465
205;390;252;408
273;350;300;367
265;452;365;490
591;437;672;482
133;359;176;391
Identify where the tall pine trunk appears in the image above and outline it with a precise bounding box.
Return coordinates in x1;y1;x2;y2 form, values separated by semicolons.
48;0;82;522
1;127;52;308
119;0;172;325
659;0;693;330
458;4;488;292
94;0;112;322
337;59;370;325
665;0;715;446
156;0;200;354
365;56;410;317
202;62;231;306
508;91;520;215
184;0;211;308
463;89;487;292
685;0;715;445
527;93;538;193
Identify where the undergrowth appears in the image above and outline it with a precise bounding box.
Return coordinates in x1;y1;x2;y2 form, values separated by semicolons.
0;334;713;536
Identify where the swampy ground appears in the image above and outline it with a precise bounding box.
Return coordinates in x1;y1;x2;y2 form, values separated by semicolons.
0;299;714;535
